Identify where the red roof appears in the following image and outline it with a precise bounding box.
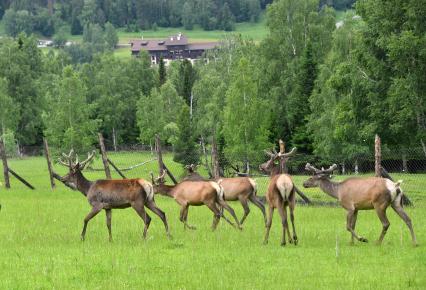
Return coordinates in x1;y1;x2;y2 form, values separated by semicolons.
130;34;219;53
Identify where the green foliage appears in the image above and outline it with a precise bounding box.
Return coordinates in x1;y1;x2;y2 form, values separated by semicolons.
137;89;166;145
53;27;68;48
43;66;99;154
223;57;271;167
173;105;199;165
0;78;19;137
104;22;119;50
175;59;197;105
158;57;166;86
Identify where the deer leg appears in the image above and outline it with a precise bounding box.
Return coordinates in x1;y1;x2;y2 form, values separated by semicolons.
289;198;298;245
277;204;288;246
249;195;266;226
181;204;196;230
105;209;112;242
346;209;367;244
81;205;102;241
238;196;250;225
263;206;274;245
132;203;151;239
145;200;171;239
350;210;359;245
205;202;221;231
218;199;242;230
215;202;235;227
391;202;418;246
374;205;390;245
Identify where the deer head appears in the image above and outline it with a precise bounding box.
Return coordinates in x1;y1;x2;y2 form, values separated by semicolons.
303;163;337;188
58;150;95;189
259;147;297;175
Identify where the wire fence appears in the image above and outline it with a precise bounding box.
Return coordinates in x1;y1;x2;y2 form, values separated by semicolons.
2;141;426;205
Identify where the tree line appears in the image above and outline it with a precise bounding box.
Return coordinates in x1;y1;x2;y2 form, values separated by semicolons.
0;0;424;172
0;0;356;37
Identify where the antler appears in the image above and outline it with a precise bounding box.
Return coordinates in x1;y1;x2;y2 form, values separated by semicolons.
278;147;297;158
305;163;337;175
264;149;277;158
155;170;167;183
79;150;96;169
58;149;75;167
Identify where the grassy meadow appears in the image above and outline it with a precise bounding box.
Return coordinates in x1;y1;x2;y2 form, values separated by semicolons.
0;152;425;289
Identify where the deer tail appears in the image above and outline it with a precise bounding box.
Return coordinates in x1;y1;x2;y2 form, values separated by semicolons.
138;179;154;202
211;180;225;201
248;178;257;196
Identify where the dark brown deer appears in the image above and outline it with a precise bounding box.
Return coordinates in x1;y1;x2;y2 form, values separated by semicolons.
59;150;170;241
259;148;298;246
182;164;266;225
151;171;242;230
303;163;417;246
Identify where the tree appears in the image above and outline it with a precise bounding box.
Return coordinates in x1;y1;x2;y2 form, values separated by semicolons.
176;59;197;106
222;57;271;170
0;78;19;137
182;1;194;30
104;22;118;50
43;66;99;154
218;3;235;31
137;89;166;145
53;27;68;48
174;105;199;165
158;57;166;86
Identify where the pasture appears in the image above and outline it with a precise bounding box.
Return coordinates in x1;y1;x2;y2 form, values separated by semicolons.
0;153;425;289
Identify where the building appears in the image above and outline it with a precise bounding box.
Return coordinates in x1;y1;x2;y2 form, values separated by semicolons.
130;33;218;65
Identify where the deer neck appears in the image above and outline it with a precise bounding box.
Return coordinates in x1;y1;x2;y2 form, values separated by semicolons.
318;179;340;199
270;166;281;176
76;171;93;196
158;184;176;198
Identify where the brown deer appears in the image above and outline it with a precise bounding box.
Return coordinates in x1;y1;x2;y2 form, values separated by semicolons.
59;150;170;241
303;163;417;246
259;148;298;246
183;164;266;226
151;171;242;230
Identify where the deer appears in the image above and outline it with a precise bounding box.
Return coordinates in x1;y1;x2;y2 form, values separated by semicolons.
183;164;266;226
58;150;171;241
151;171;242;231
259;147;298;246
303;163;417;246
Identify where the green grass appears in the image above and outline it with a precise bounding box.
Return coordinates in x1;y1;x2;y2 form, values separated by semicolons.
0;153;425;289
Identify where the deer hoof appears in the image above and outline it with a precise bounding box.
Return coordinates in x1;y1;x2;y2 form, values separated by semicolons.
281;242;286;247
359;237;368;243
263;240;268;245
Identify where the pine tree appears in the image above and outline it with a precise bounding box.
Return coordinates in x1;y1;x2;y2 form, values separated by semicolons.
158;57;166;86
173;105;199;165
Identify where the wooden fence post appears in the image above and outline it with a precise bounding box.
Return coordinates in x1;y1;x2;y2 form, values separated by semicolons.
43;138;56;189
375;134;381;177
211;135;220;179
155;135;164;177
98;133;112;179
0;138;10;189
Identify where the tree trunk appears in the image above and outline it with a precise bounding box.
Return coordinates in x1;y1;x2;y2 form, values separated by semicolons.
341;161;346;175
200;136;212;178
421;139;426;158
354;159;359;175
112;127;117;152
402;152;408;172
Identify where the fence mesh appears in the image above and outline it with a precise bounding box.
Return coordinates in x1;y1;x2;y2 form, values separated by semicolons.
2;140;425;205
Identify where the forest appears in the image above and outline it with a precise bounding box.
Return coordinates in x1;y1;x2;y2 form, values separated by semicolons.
0;0;425;171
0;0;355;35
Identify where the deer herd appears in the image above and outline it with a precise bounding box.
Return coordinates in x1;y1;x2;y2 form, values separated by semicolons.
58;147;418;247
